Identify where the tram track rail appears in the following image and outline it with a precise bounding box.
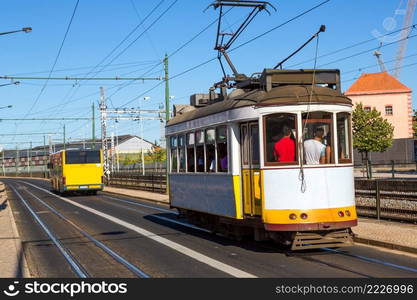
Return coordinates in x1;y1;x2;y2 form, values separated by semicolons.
90;192;417;277
8;183;150;278
8;178;417;278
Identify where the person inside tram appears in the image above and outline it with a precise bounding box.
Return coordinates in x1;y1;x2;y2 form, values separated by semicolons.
273;125;296;162
304;127;326;165
324;132;332;164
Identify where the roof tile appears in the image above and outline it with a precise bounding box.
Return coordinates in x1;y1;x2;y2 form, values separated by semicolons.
345;72;411;95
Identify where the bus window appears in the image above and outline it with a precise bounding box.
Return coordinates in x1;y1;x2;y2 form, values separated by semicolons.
196;130;204;172
337;112;352;163
302;111;334;165
170;136;178;173
178;135;186;172
187;132;195;172
205;129;216;172
216;126;227;172
66;150;100;164
264;114;297;165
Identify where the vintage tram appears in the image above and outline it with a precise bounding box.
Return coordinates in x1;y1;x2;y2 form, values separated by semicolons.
166;69;357;250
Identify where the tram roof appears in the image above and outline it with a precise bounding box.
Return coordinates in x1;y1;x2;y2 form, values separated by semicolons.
167;84;352;126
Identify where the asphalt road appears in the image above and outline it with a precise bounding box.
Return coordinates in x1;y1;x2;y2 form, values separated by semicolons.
3;178;417;278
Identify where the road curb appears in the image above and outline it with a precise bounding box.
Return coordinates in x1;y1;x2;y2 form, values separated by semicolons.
0;181;31;278
101;190;170;206
354;236;417;255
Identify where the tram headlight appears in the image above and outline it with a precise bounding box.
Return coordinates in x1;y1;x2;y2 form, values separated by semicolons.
345;210;351;217
300;213;308;220
338;211;345;217
289;213;297;220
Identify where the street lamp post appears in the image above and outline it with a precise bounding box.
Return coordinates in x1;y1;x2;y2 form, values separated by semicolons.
0;27;32;36
0;81;19;87
0;105;12;110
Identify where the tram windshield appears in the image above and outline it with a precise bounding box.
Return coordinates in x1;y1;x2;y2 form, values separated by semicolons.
302;111;334;165
65;150;100;164
264;113;297;165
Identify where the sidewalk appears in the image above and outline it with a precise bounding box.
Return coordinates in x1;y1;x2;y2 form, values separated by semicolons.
0;182;30;278
103;186;169;204
352;217;417;254
101;186;417;254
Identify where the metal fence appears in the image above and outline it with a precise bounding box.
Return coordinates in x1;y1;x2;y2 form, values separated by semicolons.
355;178;417;222
108;171;166;193
354;161;417;179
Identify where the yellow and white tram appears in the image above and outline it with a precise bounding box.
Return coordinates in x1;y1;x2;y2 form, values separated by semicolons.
166;69;357;250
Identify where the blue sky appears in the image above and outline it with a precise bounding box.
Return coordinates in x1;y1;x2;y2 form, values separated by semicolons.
0;0;416;149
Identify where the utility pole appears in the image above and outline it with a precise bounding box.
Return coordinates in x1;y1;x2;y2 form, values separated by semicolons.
43;135;47;178
2;150;5;177
100;87;110;180
92;102;96;149
28;141;32;177
15;147;19;176
111;132;115;173
164;54;170;123
63;124;66;151
164;54;170;195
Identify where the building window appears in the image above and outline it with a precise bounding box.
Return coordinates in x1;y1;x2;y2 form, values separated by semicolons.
186;132;195;172
337;112;352;163
205;129;216;172
264;113;297;165
216;126;228;172
385;105;393;115
302;111;334;165
364;106;371;113
195;130;205;172
170;136;178;173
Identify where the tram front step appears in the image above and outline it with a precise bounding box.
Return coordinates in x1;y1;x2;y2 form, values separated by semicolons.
291;230;353;250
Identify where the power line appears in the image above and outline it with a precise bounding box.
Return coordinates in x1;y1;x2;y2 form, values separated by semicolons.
288;23;417;68
38;1;168;129
319;32;417;67
120;0;331;107
23;0;80;119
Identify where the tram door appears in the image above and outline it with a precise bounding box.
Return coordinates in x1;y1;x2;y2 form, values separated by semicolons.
241;122;262;216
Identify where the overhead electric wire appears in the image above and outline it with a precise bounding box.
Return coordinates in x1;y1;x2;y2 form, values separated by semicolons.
288;23;417;68
120;0;332;108
22;0;80;119
37;0;169;130
319;31;417;67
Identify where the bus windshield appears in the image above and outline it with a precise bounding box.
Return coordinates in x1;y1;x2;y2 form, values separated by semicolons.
65;151;101;164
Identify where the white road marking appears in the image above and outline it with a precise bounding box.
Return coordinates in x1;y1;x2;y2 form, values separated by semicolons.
20;181;256;278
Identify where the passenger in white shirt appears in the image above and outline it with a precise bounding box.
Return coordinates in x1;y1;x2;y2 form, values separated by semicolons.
304;127;326;165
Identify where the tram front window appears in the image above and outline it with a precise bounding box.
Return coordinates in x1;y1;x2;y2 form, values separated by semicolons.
264;113;297;165
337;112;352;163
302;111;334;165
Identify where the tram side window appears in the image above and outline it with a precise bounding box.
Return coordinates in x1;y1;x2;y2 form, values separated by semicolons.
216;126;228;172
196;130;205;172
205;129;216;172
186;132;195;172
170;136;178;173
302;111;334;165
178;135;186;173
264;113;297;164
337;112;352;163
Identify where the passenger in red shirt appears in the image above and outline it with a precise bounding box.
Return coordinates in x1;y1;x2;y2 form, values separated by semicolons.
274;126;296;162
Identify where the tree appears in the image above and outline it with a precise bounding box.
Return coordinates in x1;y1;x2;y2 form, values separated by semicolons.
352;103;394;178
413;109;417;137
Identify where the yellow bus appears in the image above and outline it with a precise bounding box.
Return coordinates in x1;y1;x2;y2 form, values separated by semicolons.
48;149;104;195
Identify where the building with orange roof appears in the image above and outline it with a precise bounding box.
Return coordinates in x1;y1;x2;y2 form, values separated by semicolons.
345;72;413;139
